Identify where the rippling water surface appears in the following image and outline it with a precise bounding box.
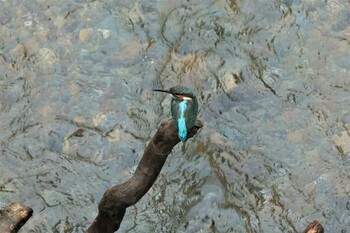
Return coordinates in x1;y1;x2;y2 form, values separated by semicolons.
1;0;349;232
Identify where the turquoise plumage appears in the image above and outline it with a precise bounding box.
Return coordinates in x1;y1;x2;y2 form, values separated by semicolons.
177;99;188;141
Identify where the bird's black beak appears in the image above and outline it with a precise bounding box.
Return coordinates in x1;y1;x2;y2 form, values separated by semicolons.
153;89;171;94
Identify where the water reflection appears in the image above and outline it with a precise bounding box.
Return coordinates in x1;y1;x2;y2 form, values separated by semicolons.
0;0;349;232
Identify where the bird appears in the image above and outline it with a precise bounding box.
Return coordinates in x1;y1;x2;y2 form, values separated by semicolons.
153;86;198;141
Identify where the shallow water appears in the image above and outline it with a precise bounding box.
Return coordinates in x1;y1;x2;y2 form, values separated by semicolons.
0;0;349;232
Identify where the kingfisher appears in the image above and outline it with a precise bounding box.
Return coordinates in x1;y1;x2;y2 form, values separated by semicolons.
153;86;198;141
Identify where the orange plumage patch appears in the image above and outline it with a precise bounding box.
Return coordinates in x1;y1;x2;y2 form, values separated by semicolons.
175;94;192;100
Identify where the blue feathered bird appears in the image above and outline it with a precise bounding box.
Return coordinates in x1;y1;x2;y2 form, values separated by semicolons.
153;86;198;141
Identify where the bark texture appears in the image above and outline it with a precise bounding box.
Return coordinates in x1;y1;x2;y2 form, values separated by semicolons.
0;203;33;233
303;220;324;233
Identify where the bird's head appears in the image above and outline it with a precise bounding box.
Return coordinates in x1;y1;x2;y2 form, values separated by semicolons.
153;86;196;101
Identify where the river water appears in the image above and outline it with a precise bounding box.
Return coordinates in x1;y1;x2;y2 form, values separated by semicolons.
0;0;349;232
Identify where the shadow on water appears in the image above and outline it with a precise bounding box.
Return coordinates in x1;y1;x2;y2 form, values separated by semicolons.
0;0;349;232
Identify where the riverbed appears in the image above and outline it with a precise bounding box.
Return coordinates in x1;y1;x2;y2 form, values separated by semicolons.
1;0;349;232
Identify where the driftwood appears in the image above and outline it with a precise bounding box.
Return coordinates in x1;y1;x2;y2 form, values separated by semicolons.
0;119;325;233
303;220;324;233
86;119;203;233
0;203;33;233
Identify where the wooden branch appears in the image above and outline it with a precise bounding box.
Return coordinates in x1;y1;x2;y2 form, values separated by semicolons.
0;120;326;233
303;220;324;233
0;203;33;233
86;119;203;233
